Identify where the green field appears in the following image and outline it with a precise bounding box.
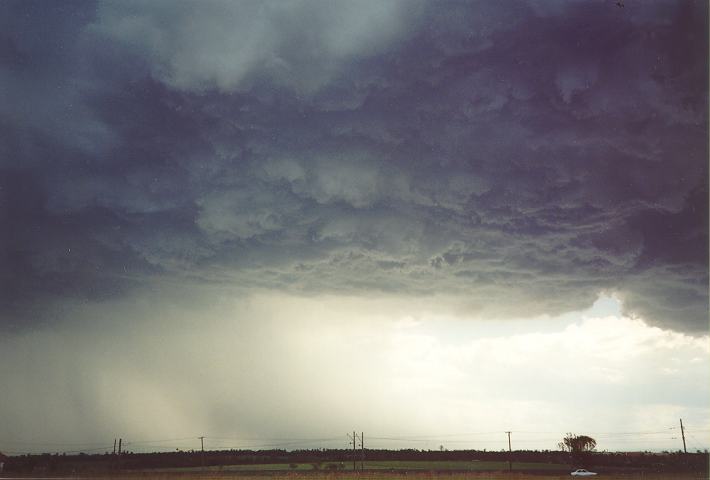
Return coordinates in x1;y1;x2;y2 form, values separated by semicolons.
39;471;707;480
134;460;707;480
146;460;569;473
150;460;570;472
359;460;569;471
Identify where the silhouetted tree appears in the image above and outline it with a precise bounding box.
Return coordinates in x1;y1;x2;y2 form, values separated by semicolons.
559;433;597;466
558;433;597;454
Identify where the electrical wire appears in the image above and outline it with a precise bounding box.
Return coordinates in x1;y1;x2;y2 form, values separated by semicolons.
1;426;693;455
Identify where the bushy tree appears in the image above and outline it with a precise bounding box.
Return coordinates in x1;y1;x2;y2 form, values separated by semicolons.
558;433;597;454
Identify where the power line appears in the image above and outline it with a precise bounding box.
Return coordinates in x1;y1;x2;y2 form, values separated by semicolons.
123;437;198;445
0;440;117;446
190;438;344;450
1;425;692;455
204;435;343;443
0;444;116;455
685;431;709;452
369;431;504;439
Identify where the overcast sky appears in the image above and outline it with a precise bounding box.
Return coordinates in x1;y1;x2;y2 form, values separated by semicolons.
0;0;708;454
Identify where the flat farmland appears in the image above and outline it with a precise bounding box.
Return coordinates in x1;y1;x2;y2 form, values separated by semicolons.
120;462;708;480
3;460;706;479
145;461;570;473
3;471;704;480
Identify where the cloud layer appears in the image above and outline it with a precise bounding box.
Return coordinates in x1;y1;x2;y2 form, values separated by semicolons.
0;0;707;332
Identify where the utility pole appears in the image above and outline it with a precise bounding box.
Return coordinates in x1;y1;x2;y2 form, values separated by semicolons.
118;438;122;455
361;432;364;471
113;438;116;455
348;431;359;471
680;419;687;454
199;436;205;469
505;431;512;472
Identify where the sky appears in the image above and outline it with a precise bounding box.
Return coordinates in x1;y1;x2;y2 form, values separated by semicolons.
0;0;708;455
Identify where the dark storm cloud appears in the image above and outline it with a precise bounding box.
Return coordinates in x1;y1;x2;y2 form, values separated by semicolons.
1;0;707;331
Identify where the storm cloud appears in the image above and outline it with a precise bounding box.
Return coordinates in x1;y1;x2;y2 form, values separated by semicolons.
1;0;707;333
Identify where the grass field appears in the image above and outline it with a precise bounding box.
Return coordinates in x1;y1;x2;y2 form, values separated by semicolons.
10;471;704;480
147;461;570;473
127;461;707;480
2;460;706;480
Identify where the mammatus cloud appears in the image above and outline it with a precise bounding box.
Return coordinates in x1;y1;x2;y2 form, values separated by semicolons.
0;0;707;332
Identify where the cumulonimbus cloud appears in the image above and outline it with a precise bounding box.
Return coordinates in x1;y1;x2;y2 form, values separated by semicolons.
0;0;707;333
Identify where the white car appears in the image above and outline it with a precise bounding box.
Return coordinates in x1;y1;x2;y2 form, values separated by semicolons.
571;469;597;476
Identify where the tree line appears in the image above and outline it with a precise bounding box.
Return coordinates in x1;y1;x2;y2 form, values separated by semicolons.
3;446;707;475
